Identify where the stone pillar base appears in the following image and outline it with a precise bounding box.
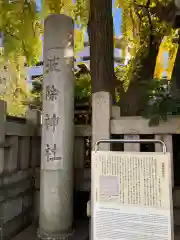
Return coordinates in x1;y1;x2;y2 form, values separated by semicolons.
37;229;74;240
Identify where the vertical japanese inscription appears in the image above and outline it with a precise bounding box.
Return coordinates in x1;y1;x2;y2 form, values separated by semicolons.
45;113;60;133
44;144;62;162
44;53;62;163
45;85;60;101
45;56;61;73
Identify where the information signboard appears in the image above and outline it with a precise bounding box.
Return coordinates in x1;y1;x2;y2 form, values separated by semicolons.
91;149;173;240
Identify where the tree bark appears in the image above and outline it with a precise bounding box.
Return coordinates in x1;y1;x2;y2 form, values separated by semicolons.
88;0;115;99
150;1;176;26
120;41;160;116
119;0;171;116
172;44;180;89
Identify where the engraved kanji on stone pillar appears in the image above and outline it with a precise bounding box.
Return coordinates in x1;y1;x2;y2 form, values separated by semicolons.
38;14;74;240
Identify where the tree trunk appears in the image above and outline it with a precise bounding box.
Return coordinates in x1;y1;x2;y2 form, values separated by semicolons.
120;41;160;116
172;44;180;89
88;0;115;99
150;1;176;26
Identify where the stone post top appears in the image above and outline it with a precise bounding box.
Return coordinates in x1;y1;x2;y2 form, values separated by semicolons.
175;0;180;9
0;99;6;104
0;100;6;111
45;14;73;24
44;14;74;49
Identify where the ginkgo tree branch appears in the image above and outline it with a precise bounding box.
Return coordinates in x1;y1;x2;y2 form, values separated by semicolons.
24;0;36;37
145;0;154;48
133;0;155;49
3;27;29;61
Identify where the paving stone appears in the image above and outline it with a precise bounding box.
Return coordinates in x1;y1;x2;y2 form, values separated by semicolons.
11;220;89;240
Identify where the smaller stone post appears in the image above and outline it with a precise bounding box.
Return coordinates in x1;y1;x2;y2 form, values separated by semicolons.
26;108;41;126
90;91;112;240
26;108;41;224
0;100;6;174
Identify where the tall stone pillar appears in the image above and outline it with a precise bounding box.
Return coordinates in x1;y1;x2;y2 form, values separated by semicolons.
38;14;74;239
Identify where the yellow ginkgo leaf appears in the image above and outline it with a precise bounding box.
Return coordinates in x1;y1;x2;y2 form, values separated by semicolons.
74;28;85;53
154;43;165;79
167;44;178;80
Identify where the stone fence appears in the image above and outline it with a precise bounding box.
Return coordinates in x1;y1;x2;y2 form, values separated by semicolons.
0;100;41;239
0;100;92;239
1;99;180;238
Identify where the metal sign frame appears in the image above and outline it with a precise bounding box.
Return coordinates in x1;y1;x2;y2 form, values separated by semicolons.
95;139;167;153
91;138;173;240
